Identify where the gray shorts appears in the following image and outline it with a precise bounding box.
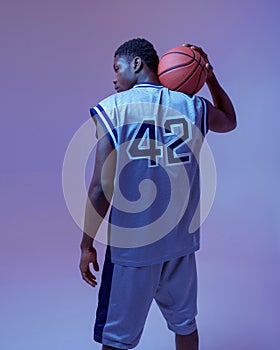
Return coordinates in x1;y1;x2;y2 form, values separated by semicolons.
94;249;198;349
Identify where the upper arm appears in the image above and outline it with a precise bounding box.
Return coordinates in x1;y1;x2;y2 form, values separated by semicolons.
89;124;116;193
89;100;118;193
206;99;237;133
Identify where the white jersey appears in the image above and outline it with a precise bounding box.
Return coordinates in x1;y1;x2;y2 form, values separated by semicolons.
90;83;208;266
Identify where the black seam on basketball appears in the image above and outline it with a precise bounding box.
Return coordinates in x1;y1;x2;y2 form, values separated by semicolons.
159;52;206;82
174;55;202;92
158;61;196;77
192;59;205;95
161;51;204;67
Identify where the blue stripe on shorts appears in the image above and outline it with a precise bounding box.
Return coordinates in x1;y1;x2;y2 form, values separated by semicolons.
94;247;114;343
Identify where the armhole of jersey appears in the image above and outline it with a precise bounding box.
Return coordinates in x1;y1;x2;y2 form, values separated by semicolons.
90;104;118;148
199;97;208;136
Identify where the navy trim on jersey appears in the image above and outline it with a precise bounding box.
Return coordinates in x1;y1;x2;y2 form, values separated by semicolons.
133;82;163;89
90;105;118;147
199;97;208;136
94;247;114;344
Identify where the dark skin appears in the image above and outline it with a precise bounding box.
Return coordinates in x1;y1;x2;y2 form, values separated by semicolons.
186;44;237;133
80;47;236;350
79;54;159;287
113;55;160;92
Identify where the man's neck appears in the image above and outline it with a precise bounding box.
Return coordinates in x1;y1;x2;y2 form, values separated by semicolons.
136;71;160;85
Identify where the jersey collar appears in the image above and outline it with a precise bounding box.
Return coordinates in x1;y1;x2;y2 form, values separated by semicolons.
133;82;163;89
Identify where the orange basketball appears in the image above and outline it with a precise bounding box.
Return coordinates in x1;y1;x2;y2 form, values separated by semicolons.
158;46;207;95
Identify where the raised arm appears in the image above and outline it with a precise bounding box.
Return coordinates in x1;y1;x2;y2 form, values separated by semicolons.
185;44;237;133
205;73;237;132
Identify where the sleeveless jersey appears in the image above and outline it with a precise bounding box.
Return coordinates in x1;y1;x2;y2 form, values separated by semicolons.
90;83;208;267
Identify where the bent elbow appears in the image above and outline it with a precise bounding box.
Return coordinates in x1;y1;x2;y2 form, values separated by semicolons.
227;118;237;131
89;182;114;201
217;114;237;133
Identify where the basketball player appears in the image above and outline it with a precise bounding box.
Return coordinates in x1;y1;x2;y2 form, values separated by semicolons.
79;38;236;350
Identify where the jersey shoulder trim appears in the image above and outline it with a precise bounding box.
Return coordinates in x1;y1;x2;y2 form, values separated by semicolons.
90;104;118;147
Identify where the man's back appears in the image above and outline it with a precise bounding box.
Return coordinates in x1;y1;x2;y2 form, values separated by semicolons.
91;83;208;266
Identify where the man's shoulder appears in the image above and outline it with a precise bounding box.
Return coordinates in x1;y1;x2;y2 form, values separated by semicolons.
169;89;201;102
98;90;137;109
96;88;204;112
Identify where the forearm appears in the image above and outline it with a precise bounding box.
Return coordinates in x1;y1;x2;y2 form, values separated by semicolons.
206;73;236;127
81;185;112;250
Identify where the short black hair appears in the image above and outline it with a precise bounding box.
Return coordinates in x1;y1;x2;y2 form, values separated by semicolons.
114;38;159;73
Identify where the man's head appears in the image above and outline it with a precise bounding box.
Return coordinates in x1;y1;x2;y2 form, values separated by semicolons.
113;38;159;92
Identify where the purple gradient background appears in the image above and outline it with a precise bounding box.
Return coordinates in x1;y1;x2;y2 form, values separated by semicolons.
1;0;279;349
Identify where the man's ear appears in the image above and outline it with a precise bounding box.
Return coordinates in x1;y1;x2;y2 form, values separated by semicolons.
132;57;142;73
